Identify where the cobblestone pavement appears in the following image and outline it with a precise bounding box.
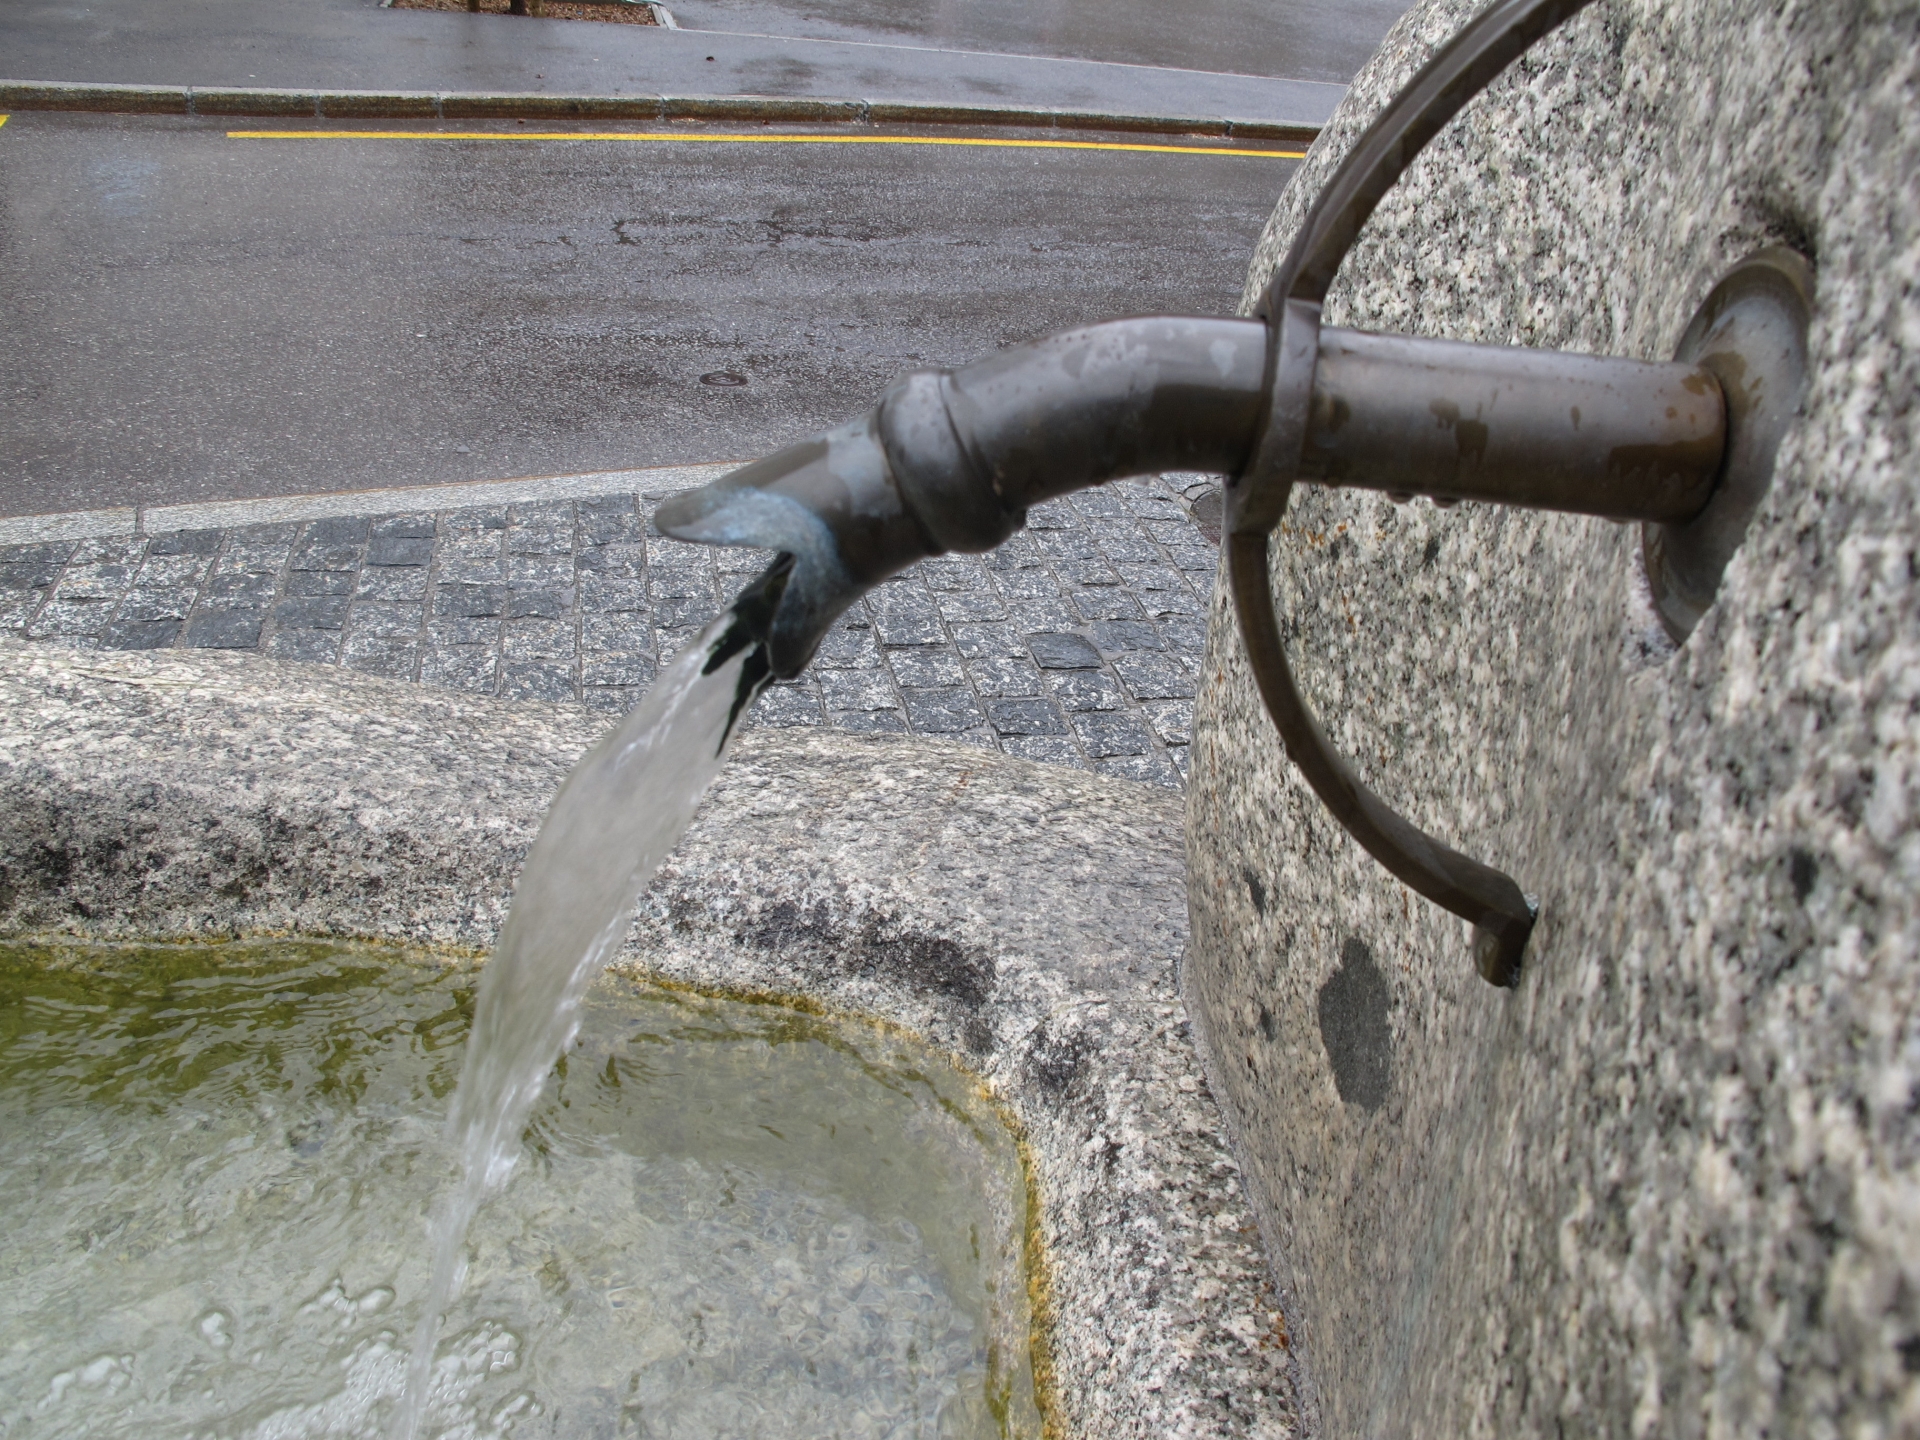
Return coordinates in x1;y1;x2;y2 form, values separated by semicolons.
0;473;1222;789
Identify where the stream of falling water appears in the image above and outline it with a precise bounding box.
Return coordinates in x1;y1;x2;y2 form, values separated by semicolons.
394;600;771;1440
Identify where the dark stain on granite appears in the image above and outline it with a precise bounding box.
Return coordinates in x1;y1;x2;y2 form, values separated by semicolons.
1317;937;1392;1112
1024;1020;1090;1097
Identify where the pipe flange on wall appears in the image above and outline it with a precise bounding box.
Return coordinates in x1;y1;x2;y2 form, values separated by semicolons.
1223;0;1814;985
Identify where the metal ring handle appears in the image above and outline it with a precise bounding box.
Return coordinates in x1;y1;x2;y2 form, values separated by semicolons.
1225;0;1600;986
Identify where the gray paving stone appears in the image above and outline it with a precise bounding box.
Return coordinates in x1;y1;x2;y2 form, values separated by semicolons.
1142;698;1196;747
4;471;1215;787
286;570;354;598
272;596;350;631
820;667;898;712
986;697;1068;736
101;618;182;650
831;709;908;734
420;646;498;694
902;686;984;733
966;654;1043;698
1049;669;1128;712
1028;632;1103;670
1112;652;1195;700
184;608;265;649
751;685;824;727
886;646;965;689
1072;709;1155;757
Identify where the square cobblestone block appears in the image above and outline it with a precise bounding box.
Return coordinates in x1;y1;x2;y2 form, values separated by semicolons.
505;521;573;557
436;554;504;585
812;621;882;668
368;513;437;541
1069;488;1127;520
1061;558;1121;588
986;697;1067;736
1003;734;1087;768
443;508;508;534
507;587;571;620
582;653;656;687
30;598;114;637
581;685;638;714
1119;490;1186;523
1069;587;1143;622
503;619;574;662
1048;669;1126;712
53;562;137;600
751;685;824;727
579;500;643;546
902;687;983;733
1112;652;1194;700
204;571;276;606
1072;709;1154;757
1026;632;1102;669
501;662;575;702
1005;598;1077;632
367;536;433;567
918;555;985;592
1096;751;1181;789
1091;619;1163;653
266;628;341;663
820;668;897;712
427;614;499;647
145;529;222;557
286;569;354;598
136;553;213;588
0;550;70;590
831;709;907;735
950;622;1024;660
646;564;713;602
70;537;145;565
507;554;573;588
965;654;1042;697
216;544;291;577
1033;530;1098;563
1025;499;1077;529
581;612;651;651
119;587;197;622
1158;618;1208;652
650;594;718;629
935;590;1007;623
868;583;942;645
1143;518;1198;546
100;617;182;650
302;517;370;546
0;590;43;628
1142;698;1195;747
342;635;417;678
435;582;507;618
289;542;362;574
273;595;349;631
356;566;429;601
184;608;265;649
1115;562;1184;592
420;646;498;694
1167;543;1220;573
352;602;425;639
1138;589;1204;620
886;646;964;688
577;544;647;580
578;573;648;610
987;533;1044;566
988;566;1061;600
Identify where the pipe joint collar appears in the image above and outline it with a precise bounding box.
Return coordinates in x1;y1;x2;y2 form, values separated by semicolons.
878;370;1025;555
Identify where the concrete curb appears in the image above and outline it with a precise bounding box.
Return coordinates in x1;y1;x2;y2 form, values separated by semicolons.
0;78;1321;145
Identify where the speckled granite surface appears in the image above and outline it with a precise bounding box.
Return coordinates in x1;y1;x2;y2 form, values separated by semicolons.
1187;0;1920;1436
0;637;1294;1439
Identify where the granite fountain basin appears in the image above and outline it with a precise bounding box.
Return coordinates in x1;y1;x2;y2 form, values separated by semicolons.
0;639;1296;1439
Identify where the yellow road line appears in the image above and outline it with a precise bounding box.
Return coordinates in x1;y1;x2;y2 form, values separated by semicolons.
0;116;9;128
226;128;1304;158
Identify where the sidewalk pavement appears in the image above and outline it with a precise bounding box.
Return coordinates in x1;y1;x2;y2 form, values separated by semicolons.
2;0;1345;131
0;470;1224;791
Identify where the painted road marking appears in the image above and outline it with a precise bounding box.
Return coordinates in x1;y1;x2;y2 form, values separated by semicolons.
228;128;1304;159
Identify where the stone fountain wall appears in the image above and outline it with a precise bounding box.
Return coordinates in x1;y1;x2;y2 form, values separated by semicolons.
1185;0;1920;1435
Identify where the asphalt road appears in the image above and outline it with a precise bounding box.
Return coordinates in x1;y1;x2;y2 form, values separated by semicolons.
0;112;1298;518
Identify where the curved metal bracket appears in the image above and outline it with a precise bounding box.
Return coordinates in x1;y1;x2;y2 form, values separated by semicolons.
1225;0;1601;986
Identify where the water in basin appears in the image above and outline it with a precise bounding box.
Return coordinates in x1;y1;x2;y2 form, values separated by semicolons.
0;937;1042;1439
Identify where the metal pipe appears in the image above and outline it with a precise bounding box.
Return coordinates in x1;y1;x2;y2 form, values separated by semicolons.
1299;329;1725;521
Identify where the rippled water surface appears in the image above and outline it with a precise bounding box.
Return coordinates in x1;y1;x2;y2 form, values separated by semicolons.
0;938;1040;1439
